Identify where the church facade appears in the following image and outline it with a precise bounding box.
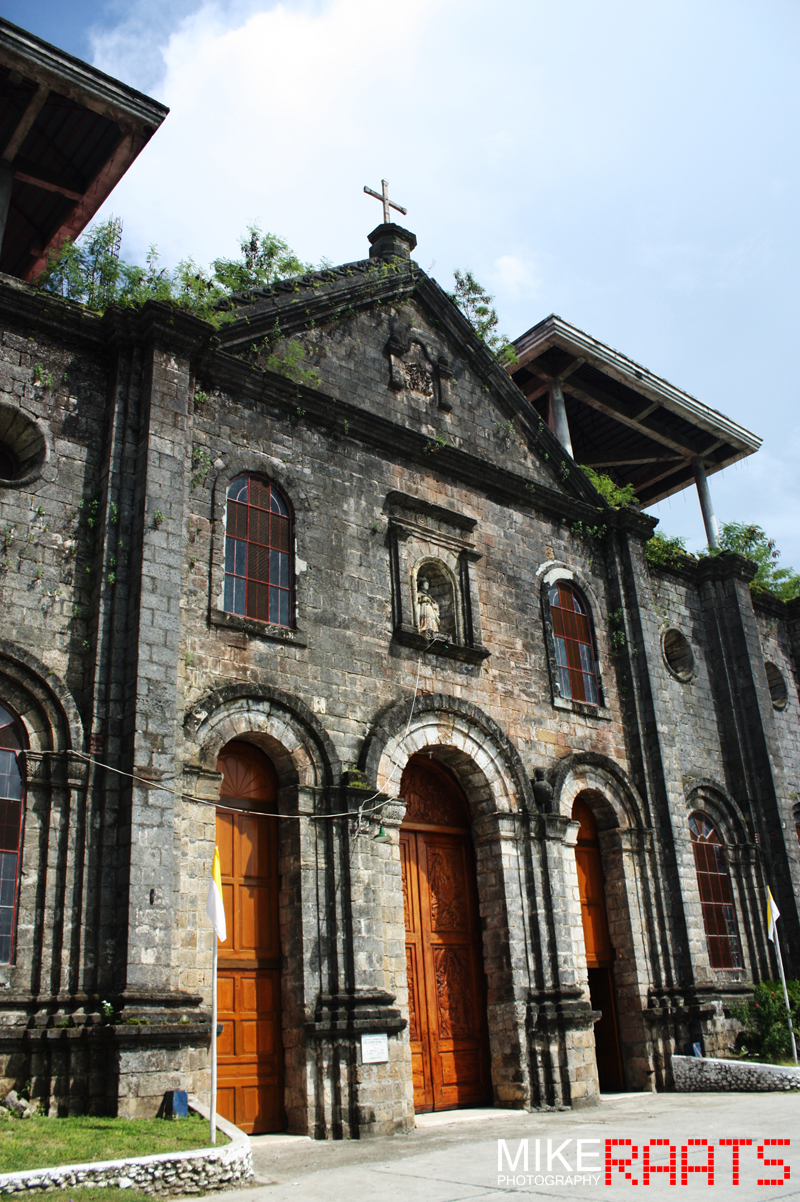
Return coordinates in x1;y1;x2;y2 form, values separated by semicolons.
0;223;797;1135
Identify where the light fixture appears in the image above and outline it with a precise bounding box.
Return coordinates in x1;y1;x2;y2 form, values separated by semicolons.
373;825;392;843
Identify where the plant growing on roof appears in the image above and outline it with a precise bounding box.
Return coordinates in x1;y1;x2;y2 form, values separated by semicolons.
580;465;639;508
703;522;800;601
448;269;517;366
38;220;313;327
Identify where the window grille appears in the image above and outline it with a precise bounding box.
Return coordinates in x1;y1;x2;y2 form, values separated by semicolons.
689;812;743;970
548;582;599;704
224;475;292;627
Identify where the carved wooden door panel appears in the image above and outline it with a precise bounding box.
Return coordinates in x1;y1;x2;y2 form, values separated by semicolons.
400;757;491;1113
573;797;624;1092
216;743;283;1134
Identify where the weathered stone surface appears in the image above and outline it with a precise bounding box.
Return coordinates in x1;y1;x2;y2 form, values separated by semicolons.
0;236;796;1134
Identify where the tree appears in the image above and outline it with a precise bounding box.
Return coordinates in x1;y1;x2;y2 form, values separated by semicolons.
38;220;311;326
448;269;516;365
710;522;800;601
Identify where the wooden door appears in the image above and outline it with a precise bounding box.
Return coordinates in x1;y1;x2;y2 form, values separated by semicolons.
573;797;625;1092
215;742;283;1134
400;757;491;1113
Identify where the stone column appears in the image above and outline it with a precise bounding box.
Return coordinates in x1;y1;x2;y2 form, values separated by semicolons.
532;813;600;1109
115;307;206;1003
606;509;695;993
695;552;800;974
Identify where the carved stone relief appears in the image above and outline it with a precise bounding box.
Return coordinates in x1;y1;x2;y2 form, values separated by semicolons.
386;328;454;412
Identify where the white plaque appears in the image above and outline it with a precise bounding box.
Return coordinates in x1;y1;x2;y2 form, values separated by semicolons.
361;1033;389;1064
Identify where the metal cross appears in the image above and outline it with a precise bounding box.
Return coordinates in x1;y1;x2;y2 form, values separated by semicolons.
363;179;407;224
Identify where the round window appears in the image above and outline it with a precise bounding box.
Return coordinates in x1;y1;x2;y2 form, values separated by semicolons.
765;662;788;710
0;405;47;486
662;627;694;681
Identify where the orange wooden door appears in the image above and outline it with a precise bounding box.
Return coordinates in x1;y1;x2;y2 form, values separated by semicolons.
401;757;491;1113
573;797;624;1092
215;742;283;1134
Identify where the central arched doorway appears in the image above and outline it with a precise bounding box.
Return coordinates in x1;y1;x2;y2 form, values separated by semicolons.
572;797;624;1091
215;741;284;1133
400;755;491;1112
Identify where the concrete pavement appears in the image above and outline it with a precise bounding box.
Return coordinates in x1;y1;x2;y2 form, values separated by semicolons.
208;1091;800;1202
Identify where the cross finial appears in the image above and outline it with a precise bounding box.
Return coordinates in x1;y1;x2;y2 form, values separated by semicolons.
363;178;407;224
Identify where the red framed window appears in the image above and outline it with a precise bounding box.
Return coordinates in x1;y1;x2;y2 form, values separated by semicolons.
549;582;599;704
689;812;743;970
224;476;292;627
0;704;24;964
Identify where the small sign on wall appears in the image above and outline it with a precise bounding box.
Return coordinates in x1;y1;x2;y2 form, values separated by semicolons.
361;1033;389;1064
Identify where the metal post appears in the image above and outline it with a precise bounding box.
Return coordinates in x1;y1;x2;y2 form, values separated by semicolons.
774;924;799;1066
692;457;720;549
0;162;13;252
549;380;574;459
210;939;217;1144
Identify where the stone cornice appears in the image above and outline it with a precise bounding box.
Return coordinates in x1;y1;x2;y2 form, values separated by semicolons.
695;551;758;586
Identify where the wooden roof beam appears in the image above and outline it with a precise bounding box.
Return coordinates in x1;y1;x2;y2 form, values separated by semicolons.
579;454;683;468
562;376;710;458
1;82;49;162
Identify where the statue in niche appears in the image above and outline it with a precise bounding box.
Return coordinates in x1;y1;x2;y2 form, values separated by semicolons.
416;578;440;634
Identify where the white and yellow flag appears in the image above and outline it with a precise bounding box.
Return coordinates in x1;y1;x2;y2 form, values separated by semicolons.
206;847;227;943
767;887;780;943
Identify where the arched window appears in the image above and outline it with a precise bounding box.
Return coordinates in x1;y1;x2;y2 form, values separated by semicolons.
224;475;292;627
0;704;24;964
689;812;743;970
548;582;599;704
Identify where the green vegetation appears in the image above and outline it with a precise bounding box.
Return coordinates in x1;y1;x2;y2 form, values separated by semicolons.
732;979;800;1063
0;1112;226;1173
38;218;311;327
707;522;800;601
579;465;639;508
448;269;517;365
645;530;690;570
644;521;800;600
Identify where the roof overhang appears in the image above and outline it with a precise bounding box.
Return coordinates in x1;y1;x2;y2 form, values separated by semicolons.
0;18;168;280
511;314;761;505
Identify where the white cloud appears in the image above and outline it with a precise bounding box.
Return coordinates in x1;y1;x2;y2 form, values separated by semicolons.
86;0;800;571
94;0;461;272
490;254;541;302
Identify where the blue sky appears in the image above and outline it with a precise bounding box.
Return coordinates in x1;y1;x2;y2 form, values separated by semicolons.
4;0;800;569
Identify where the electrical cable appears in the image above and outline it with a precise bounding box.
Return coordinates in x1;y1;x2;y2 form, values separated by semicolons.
45;644;434;827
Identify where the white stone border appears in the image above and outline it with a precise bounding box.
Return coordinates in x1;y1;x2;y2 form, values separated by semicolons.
672;1054;800;1092
0;1097;251;1195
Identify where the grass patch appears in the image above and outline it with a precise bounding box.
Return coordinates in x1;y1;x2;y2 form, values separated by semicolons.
0;1113;227;1174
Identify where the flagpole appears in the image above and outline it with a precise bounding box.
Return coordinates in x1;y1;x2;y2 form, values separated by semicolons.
210;936;218;1144
772;924;798;1066
206;846;226;1145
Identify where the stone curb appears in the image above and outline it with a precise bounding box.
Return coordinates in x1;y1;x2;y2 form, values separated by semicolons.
0;1097;252;1195
672;1053;800;1092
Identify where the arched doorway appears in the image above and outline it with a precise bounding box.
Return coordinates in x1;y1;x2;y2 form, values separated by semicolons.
400;755;491;1112
215;741;283;1133
572;797;624;1091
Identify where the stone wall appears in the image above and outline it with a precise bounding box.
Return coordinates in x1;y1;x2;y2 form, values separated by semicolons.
0;252;798;1133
